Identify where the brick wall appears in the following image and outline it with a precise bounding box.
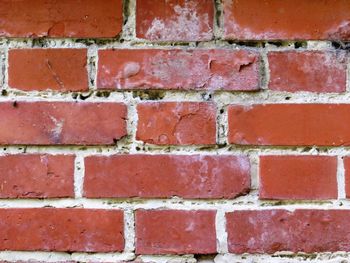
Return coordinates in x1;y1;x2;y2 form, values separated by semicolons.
0;0;349;262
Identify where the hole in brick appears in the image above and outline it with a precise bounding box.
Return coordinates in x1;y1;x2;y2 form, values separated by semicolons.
1;90;7;96
12;101;18;108
194;254;217;261
267;41;285;47
79;92;93;100
132;90;165;100
220;109;224;114
235;41;264;47
331;41;350;50
96;91;111;98
217;143;227;148
294;41;307;49
201;92;212;101
31;38;48;48
302;147;312;152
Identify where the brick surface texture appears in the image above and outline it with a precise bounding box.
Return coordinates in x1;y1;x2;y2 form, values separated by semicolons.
0;0;349;262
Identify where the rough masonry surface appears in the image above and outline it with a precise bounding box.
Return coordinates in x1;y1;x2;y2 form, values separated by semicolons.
0;0;349;263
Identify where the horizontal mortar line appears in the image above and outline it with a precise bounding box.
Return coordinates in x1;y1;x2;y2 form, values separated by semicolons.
137;254;197;262
0;196;349;211
217;252;350;260
0;251;135;262
0;38;338;49
2;251;350;263
4;90;350;103
1;145;350;155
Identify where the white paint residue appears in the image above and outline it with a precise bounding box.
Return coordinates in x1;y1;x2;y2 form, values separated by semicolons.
49;116;64;139
145;2;212;41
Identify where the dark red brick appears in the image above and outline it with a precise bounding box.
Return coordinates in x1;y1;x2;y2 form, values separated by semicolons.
0;102;127;145
224;0;350;40
268;51;348;93
9;49;88;92
0;0;123;38
136;209;216;254
0;208;124;252
259;155;338;200
84;154;250;199
97;49;259;90
0;154;75;198
228;104;350;146
227;209;350;253
137;102;216;145
136;0;214;41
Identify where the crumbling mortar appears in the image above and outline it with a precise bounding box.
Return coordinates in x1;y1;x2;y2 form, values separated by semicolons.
213;0;224;40
0;49;4;87
121;0;136;41
73;155;84;198
347;53;350;92
87;44;98;89
337;155;346;200
0;1;350;262
0;37;340;51
259;48;269;90
2;192;350;212
3;142;350;157
249;153;259;190
5;88;350;105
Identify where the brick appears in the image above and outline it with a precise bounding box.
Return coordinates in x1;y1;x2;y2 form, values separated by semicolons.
228;104;350;146
226;209;350;253
8;49;88;92
137;102;216;145
0;154;74;198
268;51;348;93
97;49;259;90
0;0;123;38
84;154;250;199
135;210;216;254
136;0;214;41
8;49;88;91
0;208;124;252
343;157;350;198
0;102;127;145
223;0;350;40
259;156;337;200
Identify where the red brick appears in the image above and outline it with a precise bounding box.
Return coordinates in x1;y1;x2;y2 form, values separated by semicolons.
135;210;216;254
136;0;214;41
0;102;126;145
343;157;350;198
0;154;74;198
9;49;88;92
0;0;123;38
226;209;350;253
84;154;250;199
97;49;259;90
224;0;350;40
0;208;124;252
228;104;350;146
268;51;348;93
137;102;216;145
259;156;337;200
